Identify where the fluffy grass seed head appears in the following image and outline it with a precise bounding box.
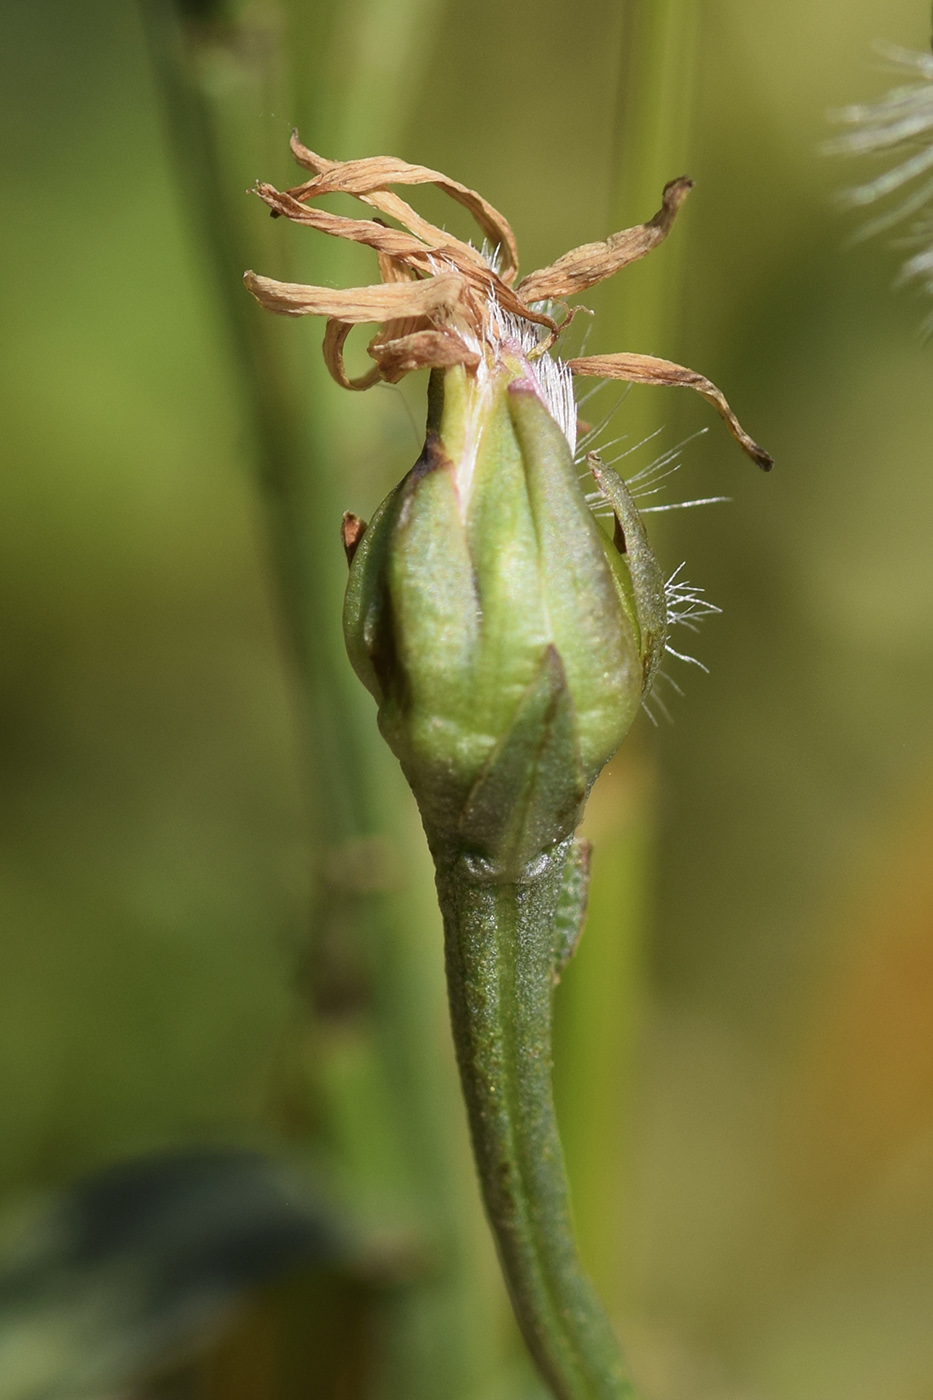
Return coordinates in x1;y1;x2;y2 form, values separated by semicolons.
830;40;933;319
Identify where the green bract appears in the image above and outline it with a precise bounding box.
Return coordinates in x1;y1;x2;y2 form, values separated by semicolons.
343;362;665;876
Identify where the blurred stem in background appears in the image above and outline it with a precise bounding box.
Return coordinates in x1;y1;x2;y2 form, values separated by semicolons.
553;758;655;1323
552;0;698;1326
139;2;517;1397
605;0;699;448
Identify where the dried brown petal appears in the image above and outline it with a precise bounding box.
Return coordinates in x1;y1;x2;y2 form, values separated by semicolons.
253;171;556;343
286;138;332;177
322;320;382;390
287;161;490;277
377;250;418;285
361;187;501;283
370;254;444;347
287;135;519;283
569;352;773;470
255;184;436;262
517;177;693;304
369;329;481;382
243;269;466;323
255;183;500;296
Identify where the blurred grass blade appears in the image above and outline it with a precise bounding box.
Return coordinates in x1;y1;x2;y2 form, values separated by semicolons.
605;0;699;451
552;0;700;1326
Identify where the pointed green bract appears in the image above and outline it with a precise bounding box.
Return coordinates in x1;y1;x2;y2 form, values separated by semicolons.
552;837;592;980
342;478;404;704
588;453;669;694
460;645;584;876
466;380;552;743
509;388;643;778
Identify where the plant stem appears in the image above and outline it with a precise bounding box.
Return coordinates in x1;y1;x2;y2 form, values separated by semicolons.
553;759;653;1312
436;838;640;1400
605;0;699;450
549;0;701;1320
139;0;370;836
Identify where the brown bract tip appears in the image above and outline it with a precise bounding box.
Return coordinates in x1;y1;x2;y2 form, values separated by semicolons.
341;512;368;565
517;176;694;304
569;353;773;471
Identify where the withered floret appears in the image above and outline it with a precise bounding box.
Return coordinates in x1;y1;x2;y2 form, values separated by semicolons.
244;133;772;471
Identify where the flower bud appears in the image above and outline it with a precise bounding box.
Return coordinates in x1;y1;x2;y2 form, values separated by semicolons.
244;141;770;869
343;361;663;875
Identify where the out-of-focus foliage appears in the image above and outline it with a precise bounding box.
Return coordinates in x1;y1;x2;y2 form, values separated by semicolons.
1;1;932;1397
0;1150;341;1400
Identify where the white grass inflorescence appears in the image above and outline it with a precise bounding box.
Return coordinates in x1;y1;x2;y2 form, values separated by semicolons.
830;41;933;318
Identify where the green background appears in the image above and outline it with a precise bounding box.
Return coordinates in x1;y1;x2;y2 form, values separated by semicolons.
1;1;932;1397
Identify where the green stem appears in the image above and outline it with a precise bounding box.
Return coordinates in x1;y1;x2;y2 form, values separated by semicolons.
435;839;639;1400
139;0;370;837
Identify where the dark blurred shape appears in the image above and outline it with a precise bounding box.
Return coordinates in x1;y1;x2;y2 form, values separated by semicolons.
169;0;232;21
0;1148;344;1400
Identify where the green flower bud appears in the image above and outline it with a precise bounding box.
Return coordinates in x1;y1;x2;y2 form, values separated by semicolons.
343;358;665;875
243;143;771;876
